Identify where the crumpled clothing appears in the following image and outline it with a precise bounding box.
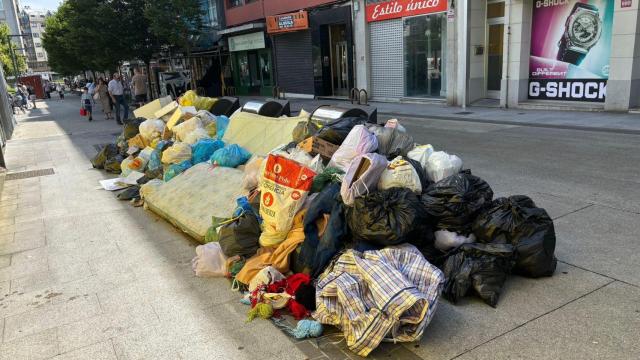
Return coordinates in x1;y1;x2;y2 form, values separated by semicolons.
313;244;445;357
235;209;328;285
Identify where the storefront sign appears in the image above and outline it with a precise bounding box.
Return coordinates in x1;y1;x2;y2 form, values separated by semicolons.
267;11;309;34
229;32;265;52
366;0;447;22
529;0;613;102
621;0;632;7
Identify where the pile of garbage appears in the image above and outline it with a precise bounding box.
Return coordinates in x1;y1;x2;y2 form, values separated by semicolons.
91;94;557;357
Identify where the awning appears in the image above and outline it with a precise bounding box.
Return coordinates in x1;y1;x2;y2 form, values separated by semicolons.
218;23;265;36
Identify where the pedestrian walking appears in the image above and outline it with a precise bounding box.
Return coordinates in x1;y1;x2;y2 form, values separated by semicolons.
95;78;113;120
57;84;65;101
86;79;96;104
108;73;127;125
131;68;148;107
81;86;93;121
27;86;36;109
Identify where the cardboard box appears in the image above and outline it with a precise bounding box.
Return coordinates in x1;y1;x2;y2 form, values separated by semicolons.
133;96;172;119
154;101;179;120
166;106;197;130
298;136;339;160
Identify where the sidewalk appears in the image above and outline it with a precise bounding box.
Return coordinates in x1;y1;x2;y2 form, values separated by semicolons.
0;98;638;359
240;96;640;134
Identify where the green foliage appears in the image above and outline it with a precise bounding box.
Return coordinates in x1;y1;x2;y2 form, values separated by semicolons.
43;0;202;75
0;24;28;76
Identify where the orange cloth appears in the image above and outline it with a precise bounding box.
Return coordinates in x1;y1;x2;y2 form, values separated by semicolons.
236;209;327;285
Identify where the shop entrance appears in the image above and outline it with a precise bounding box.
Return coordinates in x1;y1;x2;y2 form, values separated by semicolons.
329;24;349;97
403;13;447;98
232;49;273;96
486;1;505;99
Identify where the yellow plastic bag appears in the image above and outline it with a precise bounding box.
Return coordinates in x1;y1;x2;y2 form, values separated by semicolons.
178;90;217;111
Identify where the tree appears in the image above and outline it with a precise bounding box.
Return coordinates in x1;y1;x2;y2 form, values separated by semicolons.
0;24;27;77
144;0;203;59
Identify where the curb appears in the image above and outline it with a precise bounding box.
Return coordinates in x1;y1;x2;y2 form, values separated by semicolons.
379;112;640;136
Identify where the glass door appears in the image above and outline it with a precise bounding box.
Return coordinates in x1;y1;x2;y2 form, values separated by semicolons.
329;24;349;97
486;1;505;99
403;13;447;98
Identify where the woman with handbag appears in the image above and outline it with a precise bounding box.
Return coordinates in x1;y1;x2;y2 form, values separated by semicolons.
95;78;112;119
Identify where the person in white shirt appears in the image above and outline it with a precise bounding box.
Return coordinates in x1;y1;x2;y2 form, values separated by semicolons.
108;73;127;125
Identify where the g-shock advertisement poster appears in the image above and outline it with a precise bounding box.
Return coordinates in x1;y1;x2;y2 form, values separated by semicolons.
529;0;614;102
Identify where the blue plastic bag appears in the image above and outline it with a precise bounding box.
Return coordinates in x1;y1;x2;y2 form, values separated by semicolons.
164;160;192;182
209;144;251;168
216;115;230;140
149;140;170;171
192;139;224;164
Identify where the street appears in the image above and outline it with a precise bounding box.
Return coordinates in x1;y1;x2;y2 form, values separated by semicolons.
0;97;639;360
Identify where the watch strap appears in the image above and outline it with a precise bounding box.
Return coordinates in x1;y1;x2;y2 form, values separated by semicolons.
573;2;599;12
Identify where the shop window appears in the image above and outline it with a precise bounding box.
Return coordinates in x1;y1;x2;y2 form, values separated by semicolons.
228;0;243;7
403;13;447;98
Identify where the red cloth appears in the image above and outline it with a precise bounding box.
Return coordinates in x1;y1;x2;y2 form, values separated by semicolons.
249;273;312;319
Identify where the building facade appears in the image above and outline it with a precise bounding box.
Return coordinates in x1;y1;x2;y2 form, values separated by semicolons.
19;6;51;73
353;0;640;111
0;0;24;51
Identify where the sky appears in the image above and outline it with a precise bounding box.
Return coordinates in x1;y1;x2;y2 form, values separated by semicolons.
21;0;60;11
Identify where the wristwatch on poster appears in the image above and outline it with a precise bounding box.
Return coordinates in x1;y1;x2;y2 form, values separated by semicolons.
557;3;602;65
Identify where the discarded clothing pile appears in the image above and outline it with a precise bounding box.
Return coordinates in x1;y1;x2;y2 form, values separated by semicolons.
91;102;558;356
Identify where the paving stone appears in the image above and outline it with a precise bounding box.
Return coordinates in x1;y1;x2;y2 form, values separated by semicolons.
10;262;92;294
0;247;48;282
52;341;117;360
3;294;101;342
57;303;158;353
404;262;611;360
0;328;59;360
554;205;640;286
456;281;640;360
0;254;11;268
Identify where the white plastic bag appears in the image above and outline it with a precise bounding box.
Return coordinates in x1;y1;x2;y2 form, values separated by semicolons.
384;118;407;133
259;154;317;246
161;142;192;165
173;117;203;142
191;242;228;277
378;156;422;194
434;230;476;251
248;266;286;292
139;119;165;143
184;127;211;145
242;156;265;190
120;157;134;177
426;151;463;183
341;153;388;206
328;125;378;171
407;144;434;172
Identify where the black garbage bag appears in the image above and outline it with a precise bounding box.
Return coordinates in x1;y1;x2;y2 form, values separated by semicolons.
407;158;429;192
368;126;415;159
443;243;515;307
91;144;119;169
218;212;261;258
116;186;140;201
122;117;145;140
472;195;557;278
294;183;348;278
421;170;493;234
104;154;124;174
315;117;367;145
347;187;425;246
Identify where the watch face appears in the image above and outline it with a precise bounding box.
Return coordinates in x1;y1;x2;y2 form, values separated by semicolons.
569;12;601;48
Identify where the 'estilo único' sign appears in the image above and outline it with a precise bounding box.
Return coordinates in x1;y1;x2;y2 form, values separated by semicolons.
366;0;447;22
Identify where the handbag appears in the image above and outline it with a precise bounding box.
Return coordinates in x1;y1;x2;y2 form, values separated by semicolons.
80;108;87;116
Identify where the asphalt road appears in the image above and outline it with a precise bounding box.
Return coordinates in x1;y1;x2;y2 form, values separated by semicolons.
1;97;637;360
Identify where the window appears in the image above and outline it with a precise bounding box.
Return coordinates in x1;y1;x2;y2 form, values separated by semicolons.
403;14;447;98
228;0;242;7
35;43;41;47
33;33;39;38
37;52;43;57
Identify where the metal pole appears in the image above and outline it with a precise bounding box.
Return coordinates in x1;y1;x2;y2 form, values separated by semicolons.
7;35;19;86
